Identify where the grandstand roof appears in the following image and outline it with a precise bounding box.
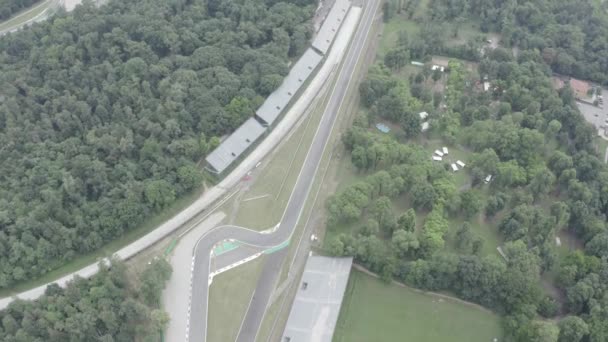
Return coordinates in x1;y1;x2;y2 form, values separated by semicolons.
312;0;352;54
205;117;266;173
255;48;323;126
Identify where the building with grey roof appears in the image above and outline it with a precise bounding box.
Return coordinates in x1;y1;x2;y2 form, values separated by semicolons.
205;117;266;174
281;255;353;342
311;0;352;55
255;48;323;126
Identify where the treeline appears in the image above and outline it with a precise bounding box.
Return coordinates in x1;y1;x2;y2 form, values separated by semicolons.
429;0;608;85
327;42;608;340
0;0;39;21
0;0;315;288
0;258;172;341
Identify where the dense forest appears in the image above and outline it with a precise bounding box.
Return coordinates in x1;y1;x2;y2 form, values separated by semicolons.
0;258;172;341
0;0;316;289
0;0;39;20
327;13;608;342
428;0;608;84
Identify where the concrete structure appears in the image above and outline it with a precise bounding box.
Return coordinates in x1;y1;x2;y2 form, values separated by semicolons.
255;48;324;126
442;146;448;155
185;5;371;342
434;150;444;157
432;156;442;161
451;163;459;172
312;0;352;54
281;256;353;342
205;118;266;174
456;160;466;168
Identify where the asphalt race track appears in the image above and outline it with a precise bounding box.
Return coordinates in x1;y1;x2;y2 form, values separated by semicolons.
187;1;379;341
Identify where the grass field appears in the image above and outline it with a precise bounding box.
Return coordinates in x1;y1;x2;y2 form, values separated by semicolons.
207;256;265;342
334;270;503;342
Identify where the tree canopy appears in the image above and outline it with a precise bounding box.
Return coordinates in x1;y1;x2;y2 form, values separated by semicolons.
0;0;315;288
0;258;172;341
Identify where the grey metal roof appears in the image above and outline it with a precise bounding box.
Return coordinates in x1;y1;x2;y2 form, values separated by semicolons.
312;0;352;55
255;48;323;126
281;256;353;342
205;117;266;173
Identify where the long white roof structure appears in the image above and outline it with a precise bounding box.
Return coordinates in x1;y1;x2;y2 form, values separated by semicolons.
312;0;352;54
255;48;323;126
281;256;353;342
205;117;266;173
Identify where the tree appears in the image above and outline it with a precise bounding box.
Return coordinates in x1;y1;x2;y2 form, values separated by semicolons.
360;219;380;236
485;192;507;217
460;190;482;218
370;196;396;232
558;316;589;342
397;208;416;232
144;180;176;210
392;229;419;257
400;111;422;138
529;168;556;201
177;165;203;191
586;233;608;258
455;222;475;253
385;47;410;70
419;206;449;256
411;182;437;210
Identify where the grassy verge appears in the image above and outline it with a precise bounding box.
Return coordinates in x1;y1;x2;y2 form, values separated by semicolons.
595;136;608;161
0;185;205;297
205;66;335;340
334;269;503;342
207;256;265;342
378;14;420;58
0;0;51;32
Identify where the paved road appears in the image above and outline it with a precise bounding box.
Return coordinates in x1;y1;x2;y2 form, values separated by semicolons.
187;2;377;342
0;0;346;311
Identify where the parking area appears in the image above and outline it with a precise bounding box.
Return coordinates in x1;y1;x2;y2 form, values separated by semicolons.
576;100;608;137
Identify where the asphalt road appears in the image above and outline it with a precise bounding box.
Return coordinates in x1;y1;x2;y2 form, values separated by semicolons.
187;2;377;341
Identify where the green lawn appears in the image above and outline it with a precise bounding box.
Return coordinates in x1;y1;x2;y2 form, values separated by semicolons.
378;14;420;58
594;136;608;162
444;216;502;257
334;270;503;342
207;256;265;342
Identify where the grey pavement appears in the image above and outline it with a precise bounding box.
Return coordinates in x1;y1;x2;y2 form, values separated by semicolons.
186;2;377;342
0;0;349;309
162;212;226;342
235;3;377;342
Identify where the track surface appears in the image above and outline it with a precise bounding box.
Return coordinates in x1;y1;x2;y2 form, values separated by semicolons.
187;2;378;341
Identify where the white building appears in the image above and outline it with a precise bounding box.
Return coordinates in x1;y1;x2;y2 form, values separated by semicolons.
456;160;466;168
421;122;430;131
432;156;442;161
442;147;448;155
451;163;459;172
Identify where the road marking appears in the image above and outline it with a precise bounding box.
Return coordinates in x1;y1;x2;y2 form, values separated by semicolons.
242;194;271;202
237;3;377;341
186;3;374;342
